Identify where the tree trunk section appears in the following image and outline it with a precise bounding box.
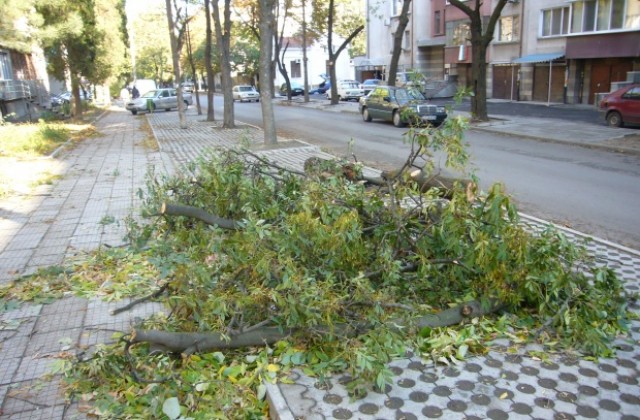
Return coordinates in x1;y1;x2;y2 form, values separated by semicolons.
259;0;277;145
387;0;412;87
212;0;235;129
130;300;501;354
204;0;215;122
165;0;187;129
159;202;239;230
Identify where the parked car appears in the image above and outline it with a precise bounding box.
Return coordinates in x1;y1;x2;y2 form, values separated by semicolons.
232;85;260;102
181;82;195;93
358;85;447;127
326;80;364;101
310;81;330;95
599;84;640;127
360;79;382;96
279;82;304;96
125;88;193;115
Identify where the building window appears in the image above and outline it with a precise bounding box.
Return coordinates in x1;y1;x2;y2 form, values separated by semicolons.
498;15;519;41
0;51;12;80
451;22;470;45
391;0;403;16
290;60;301;78
567;0;626;34
403;30;411;49
434;10;443;35
541;6;570;36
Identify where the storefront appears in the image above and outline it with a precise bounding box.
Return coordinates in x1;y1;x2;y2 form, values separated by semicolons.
566;32;640;104
512;52;565;104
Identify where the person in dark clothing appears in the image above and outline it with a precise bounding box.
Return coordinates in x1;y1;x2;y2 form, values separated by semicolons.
132;86;140;99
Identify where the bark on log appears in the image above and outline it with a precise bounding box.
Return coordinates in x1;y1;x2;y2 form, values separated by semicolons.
160;203;239;230
366;168;471;196
132;327;292;355
413;299;502;329
131;300;501;354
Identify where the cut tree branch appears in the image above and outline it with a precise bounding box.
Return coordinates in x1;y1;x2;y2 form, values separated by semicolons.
130;300;503;354
160;202;239;230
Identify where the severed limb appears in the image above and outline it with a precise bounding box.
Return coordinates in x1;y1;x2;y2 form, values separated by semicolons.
159;202;239;230
130;300;503;355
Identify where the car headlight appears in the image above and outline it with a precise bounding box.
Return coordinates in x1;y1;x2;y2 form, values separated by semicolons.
437;106;446;113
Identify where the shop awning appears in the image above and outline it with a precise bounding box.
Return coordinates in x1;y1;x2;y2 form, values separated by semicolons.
512;52;564;64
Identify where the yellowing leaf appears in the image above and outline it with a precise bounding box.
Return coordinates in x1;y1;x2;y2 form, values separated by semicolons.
267;364;279;373
499;392;508;400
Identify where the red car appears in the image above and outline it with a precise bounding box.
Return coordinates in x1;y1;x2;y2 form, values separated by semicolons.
599;84;640;127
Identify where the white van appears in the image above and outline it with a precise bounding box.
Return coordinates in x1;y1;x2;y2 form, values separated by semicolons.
133;79;157;96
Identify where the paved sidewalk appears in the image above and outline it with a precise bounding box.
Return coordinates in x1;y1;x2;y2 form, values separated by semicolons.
0;106;639;419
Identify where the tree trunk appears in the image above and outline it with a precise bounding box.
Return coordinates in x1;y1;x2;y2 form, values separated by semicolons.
165;0;188;129
447;0;509;122
470;26;488;121
204;0;215;122
327;0;364;105
302;0;309;103
212;0;235;128
259;0;277;145
185;18;201;116
387;0;412;87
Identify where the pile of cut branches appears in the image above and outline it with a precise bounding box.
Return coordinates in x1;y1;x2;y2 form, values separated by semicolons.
6;112;630;418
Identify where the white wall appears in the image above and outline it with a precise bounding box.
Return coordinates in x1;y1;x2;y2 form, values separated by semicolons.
273;37;355;89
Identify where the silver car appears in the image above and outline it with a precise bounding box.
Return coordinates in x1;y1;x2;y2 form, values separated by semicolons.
232;85;260;102
125;88;193;115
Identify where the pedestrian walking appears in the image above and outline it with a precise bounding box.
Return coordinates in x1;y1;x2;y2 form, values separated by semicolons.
120;86;130;102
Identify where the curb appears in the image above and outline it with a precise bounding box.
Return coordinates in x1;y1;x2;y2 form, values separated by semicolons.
470;125;640;156
519;212;640;257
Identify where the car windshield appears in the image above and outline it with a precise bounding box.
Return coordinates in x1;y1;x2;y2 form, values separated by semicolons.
141;90;158;98
341;82;359;89
394;88;426;103
364;80;379;86
239;86;254;92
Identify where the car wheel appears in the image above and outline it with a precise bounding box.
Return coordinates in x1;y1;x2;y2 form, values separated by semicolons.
131;110;137;115
392;111;404;127
362;107;372;122
165;108;171;112
183;100;189;109
606;111;623;127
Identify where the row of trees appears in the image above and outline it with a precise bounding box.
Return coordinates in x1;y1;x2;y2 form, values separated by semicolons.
0;0;505;122
157;0;366;138
0;0;129;117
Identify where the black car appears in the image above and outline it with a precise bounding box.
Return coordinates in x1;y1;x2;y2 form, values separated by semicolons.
358;85;447;127
279;82;304;96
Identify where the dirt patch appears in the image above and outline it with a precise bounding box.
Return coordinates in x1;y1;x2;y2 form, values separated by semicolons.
0;157;65;199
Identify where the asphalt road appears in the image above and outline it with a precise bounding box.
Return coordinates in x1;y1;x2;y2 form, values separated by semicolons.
204;96;640;250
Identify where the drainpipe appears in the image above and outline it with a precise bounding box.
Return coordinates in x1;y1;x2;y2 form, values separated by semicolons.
411;0;414;70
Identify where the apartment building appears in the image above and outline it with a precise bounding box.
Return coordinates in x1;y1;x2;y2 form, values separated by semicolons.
364;0;640;104
0;47;50;121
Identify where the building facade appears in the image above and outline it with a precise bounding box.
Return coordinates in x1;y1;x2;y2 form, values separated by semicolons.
0;46;50;121
364;0;640;104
